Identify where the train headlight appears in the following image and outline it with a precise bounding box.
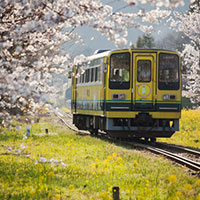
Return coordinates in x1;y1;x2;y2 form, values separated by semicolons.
163;94;176;101
112;93;126;100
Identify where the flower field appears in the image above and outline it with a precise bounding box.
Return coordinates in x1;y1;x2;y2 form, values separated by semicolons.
0;110;200;199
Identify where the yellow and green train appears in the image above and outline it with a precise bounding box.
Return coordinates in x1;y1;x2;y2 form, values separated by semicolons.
71;49;182;140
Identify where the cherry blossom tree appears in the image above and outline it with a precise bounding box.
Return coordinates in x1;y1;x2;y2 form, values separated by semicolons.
0;0;196;122
169;1;200;103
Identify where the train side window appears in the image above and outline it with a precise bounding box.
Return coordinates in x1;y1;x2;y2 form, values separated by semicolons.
96;68;98;82
81;74;84;83
89;69;91;82
85;69;89;83
79;74;81;84
78;58;104;84
83;72;85;83
91;68;94;82
89;68;92;82
78;70;82;84
78;74;80;84
99;65;102;82
80;73;83;83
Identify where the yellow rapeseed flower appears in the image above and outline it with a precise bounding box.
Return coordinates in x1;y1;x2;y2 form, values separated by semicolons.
184;184;192;190
197;194;200;200
126;189;130;193
44;148;48;154
105;159;109;164
107;156;112;160
117;156;122;161
108;186;113;192
91;163;95;169
39;176;44;182
112;152;117;157
133;160;138;166
168;175;177;183
67;143;72;147
55;194;61;199
176;191;182;197
48;171;54;178
197;179;200;185
39;185;45;193
29;187;35;196
68;184;75;190
39;167;43;173
82;189;86;194
144;188;151;195
98;192;109;199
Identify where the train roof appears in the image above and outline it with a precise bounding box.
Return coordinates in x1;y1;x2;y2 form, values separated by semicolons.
87;50;111;60
87;48;179;61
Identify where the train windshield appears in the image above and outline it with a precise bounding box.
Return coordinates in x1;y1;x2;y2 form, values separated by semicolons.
109;52;130;89
159;53;179;90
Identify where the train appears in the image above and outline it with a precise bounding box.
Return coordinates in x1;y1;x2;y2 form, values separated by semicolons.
71;49;182;141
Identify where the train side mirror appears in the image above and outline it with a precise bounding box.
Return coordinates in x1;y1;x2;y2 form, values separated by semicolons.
68;71;72;79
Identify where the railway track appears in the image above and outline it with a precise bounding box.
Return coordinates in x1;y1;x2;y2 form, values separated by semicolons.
55;111;200;173
125;141;200;172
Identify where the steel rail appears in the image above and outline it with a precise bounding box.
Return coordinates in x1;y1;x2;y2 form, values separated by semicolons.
156;142;200;157
123;141;200;171
146;145;200;171
55;111;88;134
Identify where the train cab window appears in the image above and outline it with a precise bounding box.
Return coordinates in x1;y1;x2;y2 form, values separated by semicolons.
137;60;151;82
159;53;179;90
109;52;130;89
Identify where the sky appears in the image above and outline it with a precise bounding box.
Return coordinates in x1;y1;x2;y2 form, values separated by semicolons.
64;0;190;57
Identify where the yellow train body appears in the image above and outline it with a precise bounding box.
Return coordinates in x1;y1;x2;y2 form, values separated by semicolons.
71;49;182;139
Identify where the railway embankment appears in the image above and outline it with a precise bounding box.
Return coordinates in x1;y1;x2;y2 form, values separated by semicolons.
0;109;199;199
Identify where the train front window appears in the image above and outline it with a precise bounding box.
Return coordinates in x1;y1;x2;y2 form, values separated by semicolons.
137;60;151;82
109;52;130;89
159;53;179;90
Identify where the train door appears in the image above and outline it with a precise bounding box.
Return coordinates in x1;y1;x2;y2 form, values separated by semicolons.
133;53;156;110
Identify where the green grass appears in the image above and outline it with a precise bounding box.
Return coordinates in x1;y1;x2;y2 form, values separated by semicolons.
0;114;200;199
